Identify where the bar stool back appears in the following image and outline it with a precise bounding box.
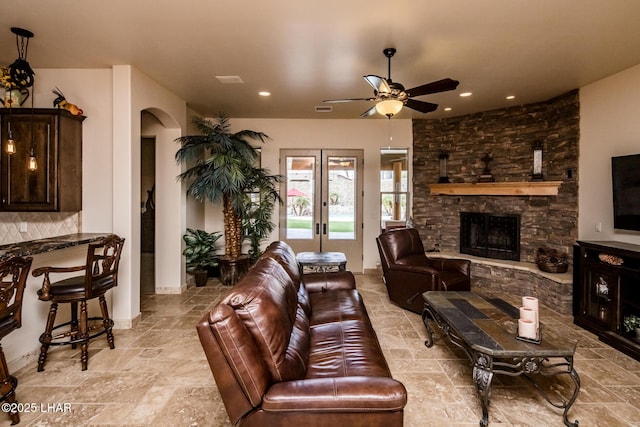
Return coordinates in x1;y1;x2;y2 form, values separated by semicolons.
32;235;125;371
0;256;33;425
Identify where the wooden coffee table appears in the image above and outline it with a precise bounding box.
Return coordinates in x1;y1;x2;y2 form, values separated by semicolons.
422;291;580;427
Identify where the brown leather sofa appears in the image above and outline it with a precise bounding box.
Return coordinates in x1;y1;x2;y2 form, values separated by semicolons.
376;228;471;313
197;241;407;427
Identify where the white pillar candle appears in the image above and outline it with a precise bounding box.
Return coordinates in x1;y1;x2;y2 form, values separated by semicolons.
518;319;537;339
522;296;539;322
520;306;537;323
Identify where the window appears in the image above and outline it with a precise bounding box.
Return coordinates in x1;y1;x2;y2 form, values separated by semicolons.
380;148;409;231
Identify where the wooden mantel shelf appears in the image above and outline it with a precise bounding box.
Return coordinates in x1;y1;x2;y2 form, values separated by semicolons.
429;181;563;196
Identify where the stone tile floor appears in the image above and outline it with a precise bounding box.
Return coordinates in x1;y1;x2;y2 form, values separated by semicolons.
5;274;640;426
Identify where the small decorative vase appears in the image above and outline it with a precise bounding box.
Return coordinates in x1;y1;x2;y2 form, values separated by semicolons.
4;89;24;108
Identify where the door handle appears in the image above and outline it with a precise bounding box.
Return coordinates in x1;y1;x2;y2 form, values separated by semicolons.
323;223;327;235
315;223;320;235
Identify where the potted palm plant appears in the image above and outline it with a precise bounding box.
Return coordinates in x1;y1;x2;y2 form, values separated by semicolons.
176;115;281;285
623;314;640;339
182;228;221;287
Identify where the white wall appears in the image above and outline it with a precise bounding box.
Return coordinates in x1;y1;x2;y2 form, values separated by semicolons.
203;118;413;272
112;65;187;327
579;64;640;245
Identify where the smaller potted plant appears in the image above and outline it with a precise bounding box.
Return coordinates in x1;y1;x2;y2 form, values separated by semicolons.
623;314;640;338
182;228;221;287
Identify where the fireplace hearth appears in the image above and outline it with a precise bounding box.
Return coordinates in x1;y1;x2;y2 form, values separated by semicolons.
460;212;521;261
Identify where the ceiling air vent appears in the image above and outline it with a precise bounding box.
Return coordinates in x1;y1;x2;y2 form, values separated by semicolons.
215;75;244;84
315;106;333;113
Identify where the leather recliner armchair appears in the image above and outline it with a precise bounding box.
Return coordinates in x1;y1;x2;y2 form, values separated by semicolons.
376;228;471;313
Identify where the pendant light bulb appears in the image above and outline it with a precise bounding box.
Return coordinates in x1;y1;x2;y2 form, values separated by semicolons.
6;122;15;154
6;138;15;154
28;148;37;171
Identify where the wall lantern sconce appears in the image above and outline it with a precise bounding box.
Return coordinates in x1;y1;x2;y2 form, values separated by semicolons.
532;140;544;181
438;152;450;183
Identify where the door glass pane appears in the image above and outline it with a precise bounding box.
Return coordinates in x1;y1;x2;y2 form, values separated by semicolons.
286;156;314;239
380;148;409;230
327;156;355;240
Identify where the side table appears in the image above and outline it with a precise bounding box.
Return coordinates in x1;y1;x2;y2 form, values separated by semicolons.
296;252;347;273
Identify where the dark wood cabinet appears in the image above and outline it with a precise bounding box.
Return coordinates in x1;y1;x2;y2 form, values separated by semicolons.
0;108;84;211
574;240;640;361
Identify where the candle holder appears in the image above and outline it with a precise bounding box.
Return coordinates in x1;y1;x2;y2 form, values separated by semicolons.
438;152;450;183
516;326;542;344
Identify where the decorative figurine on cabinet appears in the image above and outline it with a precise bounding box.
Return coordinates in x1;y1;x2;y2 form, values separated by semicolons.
52;87;83;116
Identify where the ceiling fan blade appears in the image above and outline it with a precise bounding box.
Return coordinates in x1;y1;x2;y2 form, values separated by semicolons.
405;78;460;97
405;99;438;113
359;105;378;117
323;97;376;103
364;75;391;94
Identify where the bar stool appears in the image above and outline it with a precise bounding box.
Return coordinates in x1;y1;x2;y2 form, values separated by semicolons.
32;235;124;371
0;256;33;425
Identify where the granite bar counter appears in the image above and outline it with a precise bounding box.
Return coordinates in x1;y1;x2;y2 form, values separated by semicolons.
0;233;113;261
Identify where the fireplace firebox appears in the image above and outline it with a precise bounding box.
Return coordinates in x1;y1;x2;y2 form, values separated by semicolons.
460;212;521;261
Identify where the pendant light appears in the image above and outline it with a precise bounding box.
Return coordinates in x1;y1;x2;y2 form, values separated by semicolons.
6;122;15;154
28;147;37;170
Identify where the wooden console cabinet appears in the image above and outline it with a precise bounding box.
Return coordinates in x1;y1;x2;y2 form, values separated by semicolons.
573;240;640;361
0;108;84;211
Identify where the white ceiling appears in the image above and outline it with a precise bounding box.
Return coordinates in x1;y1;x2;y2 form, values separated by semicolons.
2;1;640;119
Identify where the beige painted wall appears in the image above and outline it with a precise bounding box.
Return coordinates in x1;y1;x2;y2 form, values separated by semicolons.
579;64;640;245
203;118;414;272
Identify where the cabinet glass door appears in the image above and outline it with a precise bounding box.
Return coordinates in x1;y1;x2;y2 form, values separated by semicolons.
586;265;618;329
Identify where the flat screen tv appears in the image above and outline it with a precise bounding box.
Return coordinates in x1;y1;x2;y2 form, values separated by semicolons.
612;153;640;231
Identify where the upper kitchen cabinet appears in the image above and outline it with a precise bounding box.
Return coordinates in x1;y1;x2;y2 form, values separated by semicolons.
0;108;84;212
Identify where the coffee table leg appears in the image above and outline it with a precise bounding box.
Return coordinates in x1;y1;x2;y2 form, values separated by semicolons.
562;367;580;427
422;306;436;347
473;353;494;427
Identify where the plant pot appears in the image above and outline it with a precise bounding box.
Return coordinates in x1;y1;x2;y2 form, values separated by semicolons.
219;255;250;286
4;89;25;108
192;269;209;287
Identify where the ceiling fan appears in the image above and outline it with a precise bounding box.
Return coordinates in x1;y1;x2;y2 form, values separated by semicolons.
323;48;460;118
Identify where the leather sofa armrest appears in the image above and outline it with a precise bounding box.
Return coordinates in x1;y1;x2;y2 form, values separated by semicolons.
302;271;356;293
426;258;471;276
263;376;407;411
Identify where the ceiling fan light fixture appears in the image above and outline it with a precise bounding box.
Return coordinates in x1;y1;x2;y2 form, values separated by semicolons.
375;99;403;118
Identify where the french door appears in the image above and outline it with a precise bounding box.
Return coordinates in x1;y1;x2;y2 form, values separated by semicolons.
279;149;363;272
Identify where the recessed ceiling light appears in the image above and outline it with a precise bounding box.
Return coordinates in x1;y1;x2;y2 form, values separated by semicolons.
459;92;472;97
506;95;515;100
258;91;271;97
444;107;452;111
215;75;244;84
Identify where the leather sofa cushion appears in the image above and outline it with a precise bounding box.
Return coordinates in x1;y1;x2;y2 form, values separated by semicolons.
307;319;391;378
308;289;368;326
224;257;310;382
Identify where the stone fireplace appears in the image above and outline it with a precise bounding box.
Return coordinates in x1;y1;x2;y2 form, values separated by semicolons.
411;90;579;264
460;212;520;261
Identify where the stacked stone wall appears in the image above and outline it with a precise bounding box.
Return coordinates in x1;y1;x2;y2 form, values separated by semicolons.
412;90;579;264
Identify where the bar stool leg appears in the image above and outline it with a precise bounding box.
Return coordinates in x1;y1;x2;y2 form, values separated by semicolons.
79;300;89;371
0;346;19;425
38;302;58;372
99;296;115;349
70;301;79;350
